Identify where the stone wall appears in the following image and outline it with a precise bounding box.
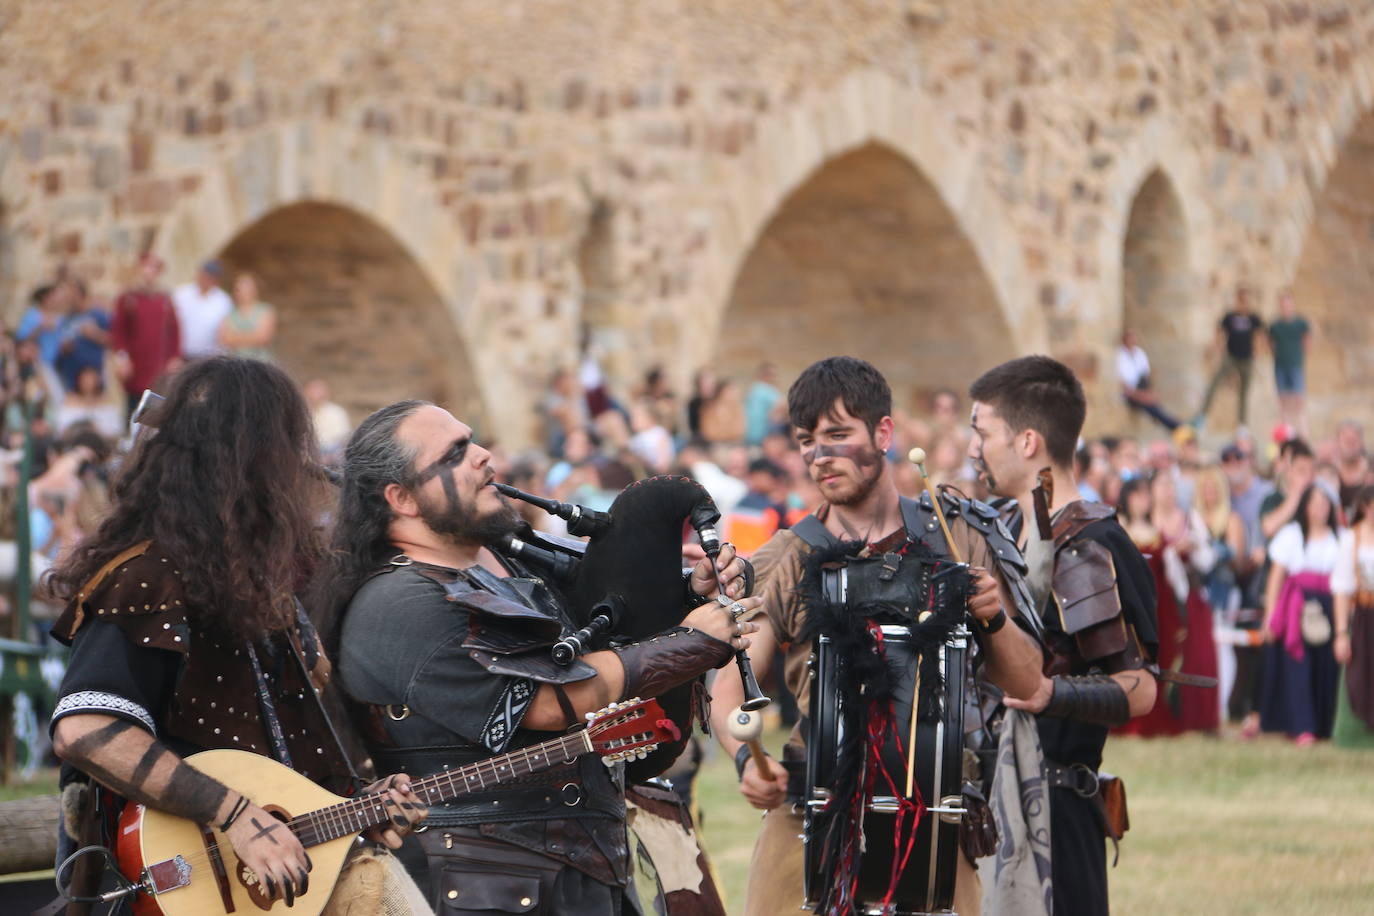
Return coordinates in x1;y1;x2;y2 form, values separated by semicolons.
2;0;1373;445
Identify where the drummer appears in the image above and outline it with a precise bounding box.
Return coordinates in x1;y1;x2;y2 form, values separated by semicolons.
710;356;1046;915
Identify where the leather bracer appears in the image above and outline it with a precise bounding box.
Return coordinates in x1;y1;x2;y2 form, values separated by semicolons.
613;626;734;701
1043;674;1131;727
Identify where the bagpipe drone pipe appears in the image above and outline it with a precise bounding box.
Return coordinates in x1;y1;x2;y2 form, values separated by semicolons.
495;475;767;782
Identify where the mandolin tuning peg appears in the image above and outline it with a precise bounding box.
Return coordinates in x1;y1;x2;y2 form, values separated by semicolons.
586;711;597;721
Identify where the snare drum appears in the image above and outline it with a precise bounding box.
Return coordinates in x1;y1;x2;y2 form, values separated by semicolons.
804;621;969;915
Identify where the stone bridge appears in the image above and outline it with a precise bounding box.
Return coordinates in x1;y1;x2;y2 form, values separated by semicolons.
2;0;1373;445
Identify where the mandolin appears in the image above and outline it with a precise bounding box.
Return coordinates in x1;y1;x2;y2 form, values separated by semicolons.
114;698;675;915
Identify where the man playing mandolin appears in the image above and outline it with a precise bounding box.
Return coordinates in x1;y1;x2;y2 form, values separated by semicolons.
47;357;428;913
323;401;759;914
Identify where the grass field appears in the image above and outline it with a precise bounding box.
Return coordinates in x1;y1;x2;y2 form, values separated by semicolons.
692;729;1374;915
4;738;1372;913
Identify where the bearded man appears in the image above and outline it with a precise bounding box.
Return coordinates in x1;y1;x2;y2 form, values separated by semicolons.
326;401;759;914
709;356;1046;915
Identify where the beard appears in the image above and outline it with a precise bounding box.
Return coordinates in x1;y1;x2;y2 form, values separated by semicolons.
420;486;522;547
823;444;886;507
973;458;1000;494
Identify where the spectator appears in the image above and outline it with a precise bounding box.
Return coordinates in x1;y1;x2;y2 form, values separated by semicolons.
1117;329;1181;430
699;377;745;445
723;458;791;556
1332;484;1374;749
304;378;351;461
628;398;675;474
1259;482;1343;745
1261;438;1316;541
218;272;277;361
538;367;587;457
17;282;72;372
685;368;717;441
1194;464;1246;717
55;278;111;395
1267;289;1311;436
1075;446;1103;502
1334;420;1371;518
1152;471;1221;733
1221;442;1275;732
638;365;680;439
111;252;181;415
54;366;123;439
1195;285;1265;430
172;259;233;359
744;361;782;446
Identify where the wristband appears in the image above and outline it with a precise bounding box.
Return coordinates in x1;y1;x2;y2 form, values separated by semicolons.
734;744;754;780
977;609;1008;635
1042;674;1131;727
219;794;250;832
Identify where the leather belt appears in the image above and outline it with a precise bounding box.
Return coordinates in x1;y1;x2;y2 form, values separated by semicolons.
1044;760;1100;798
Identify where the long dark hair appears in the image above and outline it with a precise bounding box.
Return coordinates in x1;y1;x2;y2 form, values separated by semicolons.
1352;484;1374;526
1295;483;1339;545
1116;475;1152;525
46;357;327;641
315;400;428;648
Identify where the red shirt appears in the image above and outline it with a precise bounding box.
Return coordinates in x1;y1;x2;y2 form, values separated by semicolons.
112;287;181;394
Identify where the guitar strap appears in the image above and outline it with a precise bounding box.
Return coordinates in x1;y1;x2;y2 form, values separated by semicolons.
284;601;370;795
244;641;295;770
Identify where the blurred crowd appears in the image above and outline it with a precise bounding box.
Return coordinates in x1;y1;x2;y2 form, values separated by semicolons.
3;254;1371;752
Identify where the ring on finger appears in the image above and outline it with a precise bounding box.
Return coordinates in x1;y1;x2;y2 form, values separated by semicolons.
728;601;749;619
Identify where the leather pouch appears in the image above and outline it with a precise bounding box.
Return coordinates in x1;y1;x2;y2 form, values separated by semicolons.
1098;772;1129;841
423;830;560;914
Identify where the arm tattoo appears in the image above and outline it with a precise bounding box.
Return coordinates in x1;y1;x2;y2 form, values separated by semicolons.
249;816;282;846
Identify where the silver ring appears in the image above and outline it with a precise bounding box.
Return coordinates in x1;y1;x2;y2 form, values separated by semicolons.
727;601;748;620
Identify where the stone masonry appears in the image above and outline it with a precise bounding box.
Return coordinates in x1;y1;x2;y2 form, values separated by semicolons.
2;0;1374;446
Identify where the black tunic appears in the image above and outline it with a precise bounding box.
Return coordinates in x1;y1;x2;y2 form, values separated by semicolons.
1037;515;1157;916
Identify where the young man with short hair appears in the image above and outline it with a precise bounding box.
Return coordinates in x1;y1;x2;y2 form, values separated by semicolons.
711;356;1046;915
968;355;1159;916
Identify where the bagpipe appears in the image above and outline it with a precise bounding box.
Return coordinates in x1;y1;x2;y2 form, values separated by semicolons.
494;475;769;781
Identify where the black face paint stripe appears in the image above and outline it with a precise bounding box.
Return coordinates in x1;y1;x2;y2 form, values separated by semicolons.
440;462;461;511
414;438;470;483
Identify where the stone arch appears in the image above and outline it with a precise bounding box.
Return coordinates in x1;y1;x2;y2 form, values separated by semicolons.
1120;168;1196;416
716;141;1017;411
1290;107;1374;431
216;201;486;430
698;69;1040;385
146;122;494;431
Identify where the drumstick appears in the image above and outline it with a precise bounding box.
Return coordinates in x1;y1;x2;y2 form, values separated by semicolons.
905;659;921;799
727;706;779;782
907;447;964;565
904;448;958;798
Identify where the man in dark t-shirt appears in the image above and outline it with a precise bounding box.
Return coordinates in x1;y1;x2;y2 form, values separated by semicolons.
1196;286;1265;428
1267;289;1311;435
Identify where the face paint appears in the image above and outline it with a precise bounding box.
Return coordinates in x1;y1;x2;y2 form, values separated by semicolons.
969;405;999;492
804;441;884;469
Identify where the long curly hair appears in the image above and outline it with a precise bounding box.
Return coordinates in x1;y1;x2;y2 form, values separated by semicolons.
314;399;428;650
46;357;328;642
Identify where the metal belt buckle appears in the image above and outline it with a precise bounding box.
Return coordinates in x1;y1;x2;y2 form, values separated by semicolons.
1070;763;1100;798
560;783;584;807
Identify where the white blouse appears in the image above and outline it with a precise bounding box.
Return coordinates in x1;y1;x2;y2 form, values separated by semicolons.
1268;522;1342;576
1330;528;1374;596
